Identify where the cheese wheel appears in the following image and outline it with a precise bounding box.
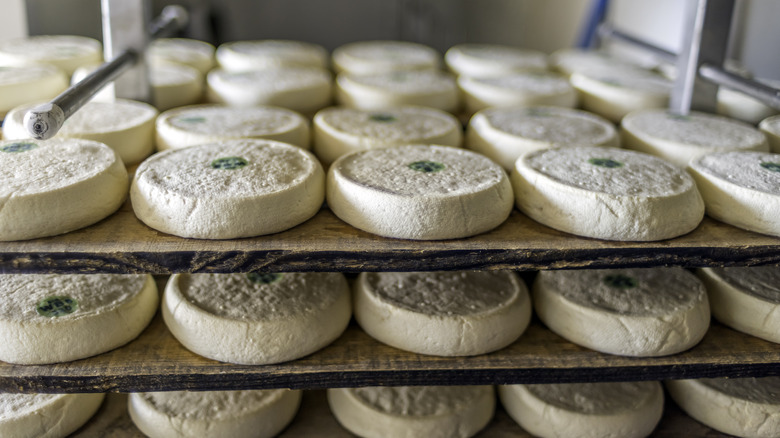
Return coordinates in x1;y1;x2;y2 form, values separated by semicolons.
622;109;769;168
327;144;513;240
354;271;531;356
156;104;310;151
3;99;158;165
336;70;459;113
569;65;671;123
498;381;664;438
216;39;328;72
697;267;780;344
332;40;440;75
0;35;102;76
327;386;494;438
466;106;619;170
533;268;710;357
0;274;157;364
129;389;301;438
511;145;704;241
163;272;351;364
549;48;641;78
312;105;462;166
207;67;332;114
131;139;324;239
666;377;780;438
717;79;780;125
0;65;68;118
444;43;548;77
688;151;780;236
759;115;780;153
0;393;105;438
0;138;128;241
148;38;216;75
458;72;577;114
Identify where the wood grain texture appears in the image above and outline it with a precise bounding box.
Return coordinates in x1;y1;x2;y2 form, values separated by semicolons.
3;314;778;393
1;205;779;274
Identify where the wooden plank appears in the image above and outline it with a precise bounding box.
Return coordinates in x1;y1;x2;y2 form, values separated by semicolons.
1;205;779;274
3;315;779;393
70;391;729;438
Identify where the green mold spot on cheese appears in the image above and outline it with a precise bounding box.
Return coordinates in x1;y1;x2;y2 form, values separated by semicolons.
588;158;623;168
667;113;691;122
369;114;397;123
409;160;445;173
599;78;622;87
247;273;283;284
603;274;638;289
177;116;207;124
211;156;248;170
1;142;37;153
36;296;78;317
760;162;780;173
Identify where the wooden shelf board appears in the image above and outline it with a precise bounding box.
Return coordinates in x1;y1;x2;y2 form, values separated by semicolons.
1;205;780;274
3;315;779;393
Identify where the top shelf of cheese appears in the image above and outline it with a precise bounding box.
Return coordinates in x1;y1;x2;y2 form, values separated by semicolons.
1;203;779;274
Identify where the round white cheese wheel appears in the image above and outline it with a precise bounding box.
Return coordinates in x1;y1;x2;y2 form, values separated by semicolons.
207;67;332;114
131;139;324;239
129;389;301;438
312;105;462;166
3;99;158;165
0;393;105;438
148;38;216;75
466;106;619;170
0;274;157;364
458;72;577;114
759;115;780;153
622;109;769;168
332;40;440;75
717;79;780;125
511;145;705;241
688;151;780;236
0;65;67;118
549;48;641;78
163;272;351;364
697;266;780;344
327;386;495;438
327;144;513;240
444;43;548;78
216;39;328;72
354;271;531;356
533;268;710;356
569;65;671;123
666;377;780;438
0;35;102;76
498;381;664;438
155;104;310;151
0;138;128;241
336;70;459;113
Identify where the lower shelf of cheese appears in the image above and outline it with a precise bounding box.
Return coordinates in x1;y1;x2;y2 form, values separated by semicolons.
70;390;729;437
2;314;778;393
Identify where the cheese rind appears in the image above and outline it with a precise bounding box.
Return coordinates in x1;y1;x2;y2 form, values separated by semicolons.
532;268;710;356
156;104;310;151
697;267;780;344
665;377;780;438
354;271;531;356
3;99;158;165
0;35;102;76
332;40;440;75
131;139;324;239
688;151;780;237
327;144;513;240
458;72;577;114
0;138;128;241
717;79;780;125
549;48;641;78
499;381;664;438
148;38;216;74
129;389;301;438
0;393;105;438
511;145;704;241
336;70;459;113
0;65;68;117
466;106;619;170
163;272;351;364
444;44;548;77
216;40;328;72
622;109;769;168
327;386;494;438
759;115;780;153
313;105;462;166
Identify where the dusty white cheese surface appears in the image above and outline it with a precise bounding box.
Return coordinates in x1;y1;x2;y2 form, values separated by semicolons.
342;70;456;94
317;106;457;141
524;381;660;414
478;106;616;145
136;390;286;421
162;105;303;137
217;40;328;71
703;266;780;303
351;386;492;416
333;40;439;74
693;151;780;195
